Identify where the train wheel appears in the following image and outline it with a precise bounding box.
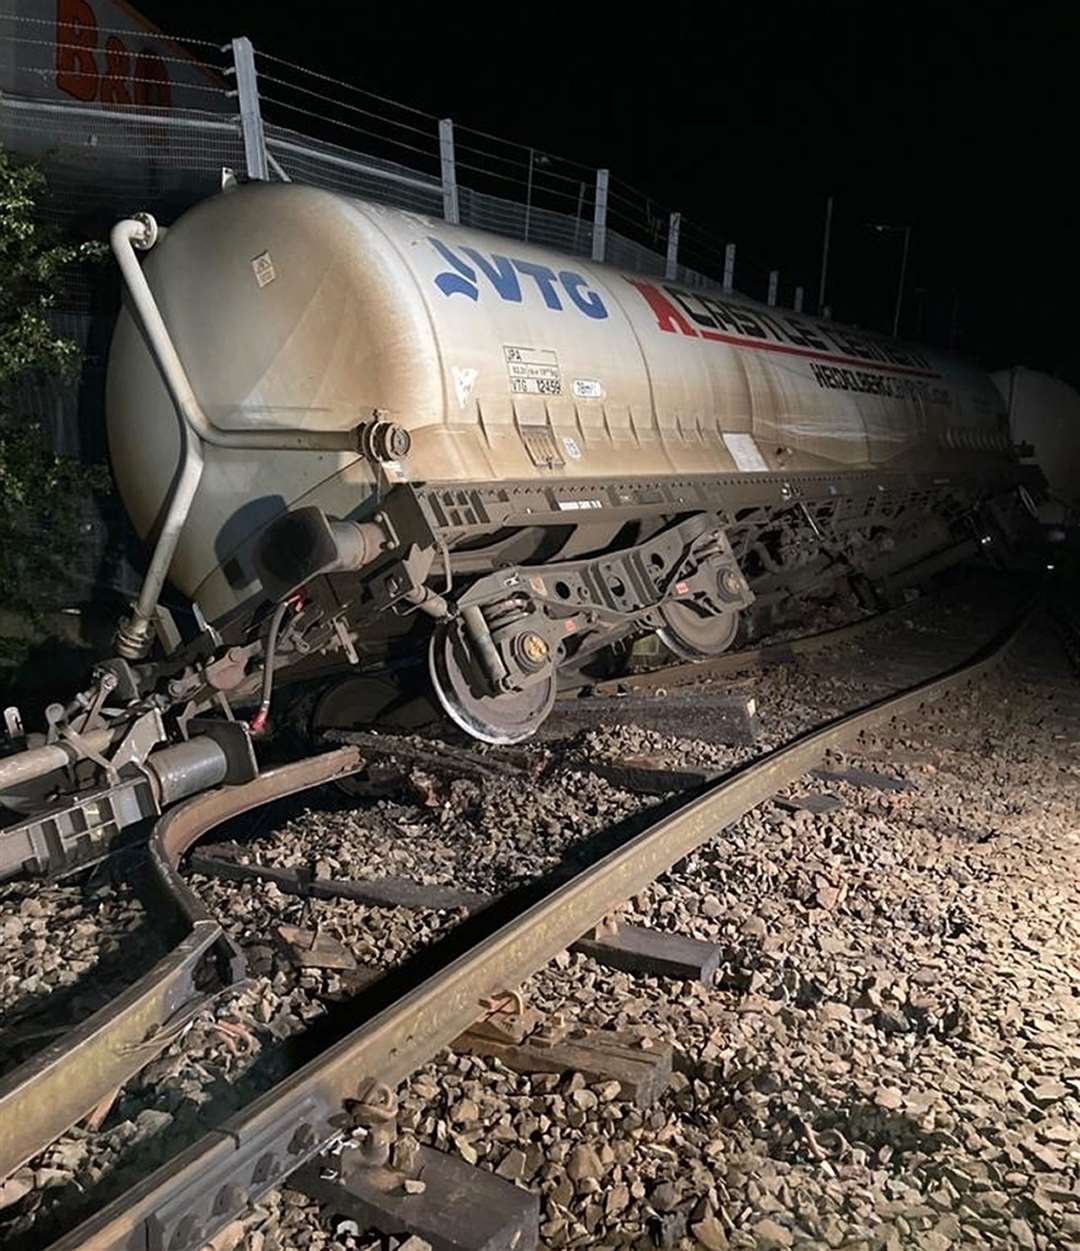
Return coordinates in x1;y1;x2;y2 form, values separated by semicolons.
428;620;556;745
312;673;439;735
311;673;441;795
656;600;739;661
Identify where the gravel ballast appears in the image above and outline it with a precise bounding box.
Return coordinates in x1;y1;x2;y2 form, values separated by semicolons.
1;584;1075;1251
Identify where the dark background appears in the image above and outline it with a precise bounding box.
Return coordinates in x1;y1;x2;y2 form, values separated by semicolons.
142;1;1078;380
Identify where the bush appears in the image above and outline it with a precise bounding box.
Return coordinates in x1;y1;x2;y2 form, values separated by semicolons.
0;147;109;623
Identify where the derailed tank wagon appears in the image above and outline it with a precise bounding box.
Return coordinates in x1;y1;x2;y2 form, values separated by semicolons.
0;182;1041;877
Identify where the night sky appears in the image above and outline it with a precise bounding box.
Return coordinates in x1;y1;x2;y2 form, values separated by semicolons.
141;1;1078;380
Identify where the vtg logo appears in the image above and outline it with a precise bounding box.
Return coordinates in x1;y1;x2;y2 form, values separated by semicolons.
429;239;608;320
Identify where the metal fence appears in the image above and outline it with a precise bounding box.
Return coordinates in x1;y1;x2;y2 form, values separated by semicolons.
1;18;804;297
0;14;809;603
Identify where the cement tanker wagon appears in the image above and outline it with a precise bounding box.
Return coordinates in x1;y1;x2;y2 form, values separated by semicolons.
103;182;1034;745
0;182;1043;881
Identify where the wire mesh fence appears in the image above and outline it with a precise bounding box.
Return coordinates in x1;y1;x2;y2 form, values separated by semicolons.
2;97;247;227
264;121;443;212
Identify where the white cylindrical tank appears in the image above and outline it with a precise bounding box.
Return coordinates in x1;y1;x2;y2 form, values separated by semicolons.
108;183;1011;623
992;367;1080;519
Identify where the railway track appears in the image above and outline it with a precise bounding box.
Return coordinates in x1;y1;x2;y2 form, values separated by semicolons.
0;598;1034;1251
0;597;946;1185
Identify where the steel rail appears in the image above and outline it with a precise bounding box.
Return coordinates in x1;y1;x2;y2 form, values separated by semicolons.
47;607;1032;1251
0;748;362;1185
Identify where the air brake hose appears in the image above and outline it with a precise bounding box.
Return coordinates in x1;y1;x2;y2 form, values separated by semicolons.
249;598;294;736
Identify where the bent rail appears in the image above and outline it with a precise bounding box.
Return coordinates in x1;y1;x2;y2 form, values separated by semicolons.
0;748;363;1184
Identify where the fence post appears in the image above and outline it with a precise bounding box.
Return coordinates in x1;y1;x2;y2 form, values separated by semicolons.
230;37;268;181
818;194;834;314
723;243;736;293
438;119;460;225
794;285;804;313
591;168;609;262
664;211;681;280
767;270;778;306
571;181;586;253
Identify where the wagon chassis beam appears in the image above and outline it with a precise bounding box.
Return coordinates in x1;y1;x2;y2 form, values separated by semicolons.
411;464;1041;546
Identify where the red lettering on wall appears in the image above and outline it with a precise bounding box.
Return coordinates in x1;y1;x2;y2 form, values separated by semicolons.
99;35;132;105
134;50;172;108
56;0;98;101
54;0;174;108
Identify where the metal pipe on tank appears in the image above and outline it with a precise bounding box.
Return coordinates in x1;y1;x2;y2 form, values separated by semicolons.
116;420;204;659
111;216;361;454
110;214;366;657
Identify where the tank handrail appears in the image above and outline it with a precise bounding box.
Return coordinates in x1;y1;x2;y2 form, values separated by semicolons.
110;214;362;658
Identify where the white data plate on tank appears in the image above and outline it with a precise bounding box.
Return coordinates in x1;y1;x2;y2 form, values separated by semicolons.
505;346;561;396
722;432;769;473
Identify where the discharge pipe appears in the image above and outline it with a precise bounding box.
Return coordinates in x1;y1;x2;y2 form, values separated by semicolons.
111;214;365;659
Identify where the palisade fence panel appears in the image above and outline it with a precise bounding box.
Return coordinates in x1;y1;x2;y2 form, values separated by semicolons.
1;93;727;330
2;98;248;266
